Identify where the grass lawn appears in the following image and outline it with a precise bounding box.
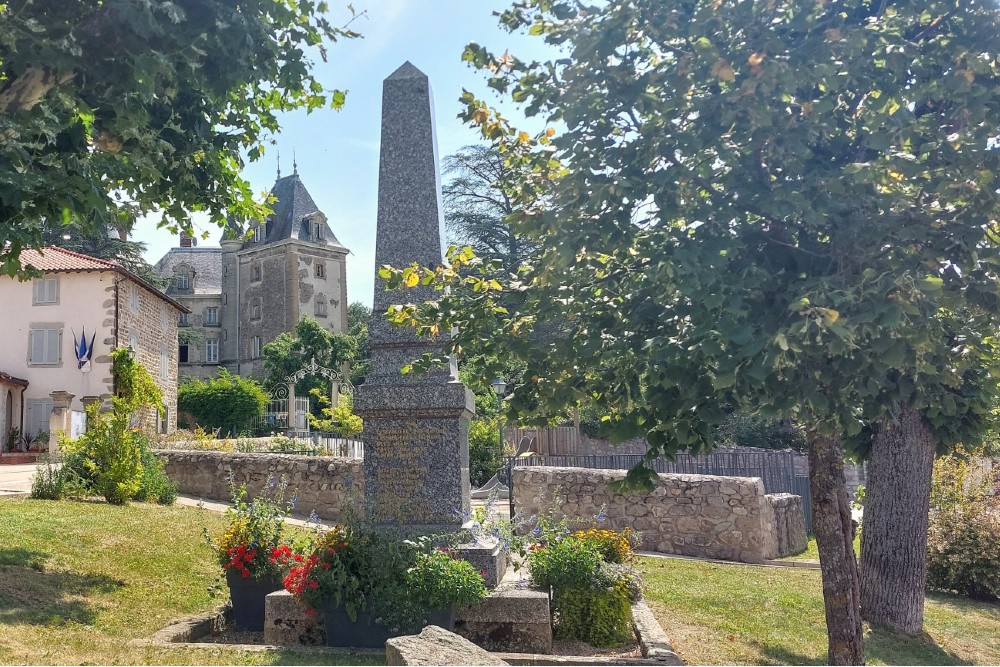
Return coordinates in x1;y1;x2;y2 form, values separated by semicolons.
0;498;382;666
777;534;861;561
641;557;1000;665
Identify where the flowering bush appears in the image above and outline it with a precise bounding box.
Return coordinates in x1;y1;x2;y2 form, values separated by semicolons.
572;528;638;563
527;527;642;647
283;521;488;632
207;474;297;581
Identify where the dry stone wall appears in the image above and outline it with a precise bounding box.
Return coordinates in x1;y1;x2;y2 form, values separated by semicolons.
157;450;363;520
513;466;806;563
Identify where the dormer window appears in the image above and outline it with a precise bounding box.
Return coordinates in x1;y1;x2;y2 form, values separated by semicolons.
173;264;193;291
313;220;323;241
257;220;267;243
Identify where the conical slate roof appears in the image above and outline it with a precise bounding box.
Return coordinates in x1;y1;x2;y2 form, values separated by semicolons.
219;171;345;250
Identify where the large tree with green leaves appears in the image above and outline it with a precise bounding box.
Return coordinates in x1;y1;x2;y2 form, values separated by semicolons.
0;0;359;277
261;317;355;403
444;144;535;276
383;0;1000;662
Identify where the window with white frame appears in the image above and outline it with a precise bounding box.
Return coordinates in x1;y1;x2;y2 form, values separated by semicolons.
175;273;190;290
314;299;327;318
26;398;54;437
161;307;169;329
204;306;219;325
130;285;139;311
178;312;189;326
28;327;61;365
32;277;59;305
159;350;169;380
205;338;219;363
251;336;262;359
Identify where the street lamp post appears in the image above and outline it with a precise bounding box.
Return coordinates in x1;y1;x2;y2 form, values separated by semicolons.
491;377;513;518
490;376;507;454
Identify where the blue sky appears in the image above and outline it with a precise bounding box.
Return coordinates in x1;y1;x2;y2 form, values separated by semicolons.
136;1;556;307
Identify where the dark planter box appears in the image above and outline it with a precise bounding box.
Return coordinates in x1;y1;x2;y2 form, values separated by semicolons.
322;602;453;648
226;570;283;631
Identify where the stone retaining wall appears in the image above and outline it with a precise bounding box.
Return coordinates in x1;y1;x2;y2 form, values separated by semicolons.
156;450;363;520
513;466;806;563
767;493;808;557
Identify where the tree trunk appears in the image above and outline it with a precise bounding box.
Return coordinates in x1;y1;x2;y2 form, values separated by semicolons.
809;431;865;665
860;405;935;635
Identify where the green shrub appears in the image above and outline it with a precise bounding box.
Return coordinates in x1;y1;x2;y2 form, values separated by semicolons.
309;390;364;437
30;459;65;500
177;370;268;437
64;404;143;505
134;440;177;505
529;538;637;647
927;454;1000;602
553;579;634;646
469;417;504;487
528;537;603;590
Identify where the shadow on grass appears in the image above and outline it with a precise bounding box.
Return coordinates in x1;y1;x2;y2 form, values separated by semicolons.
254;649;385;666
867;627;971;666
755;629;972;667
0;547;48;570
0;548;124;627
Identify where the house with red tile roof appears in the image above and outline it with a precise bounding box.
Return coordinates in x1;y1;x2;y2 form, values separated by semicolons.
0;246;188;454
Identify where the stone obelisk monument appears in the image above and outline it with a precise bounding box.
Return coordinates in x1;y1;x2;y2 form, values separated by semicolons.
354;62;475;533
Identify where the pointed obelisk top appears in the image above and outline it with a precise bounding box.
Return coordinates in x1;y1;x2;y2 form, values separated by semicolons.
369;60;447;350
386;60;427;80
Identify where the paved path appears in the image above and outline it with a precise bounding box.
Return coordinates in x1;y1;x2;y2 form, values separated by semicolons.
0;463;43;496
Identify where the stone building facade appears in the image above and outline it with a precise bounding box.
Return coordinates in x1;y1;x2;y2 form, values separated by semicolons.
154;169;350;381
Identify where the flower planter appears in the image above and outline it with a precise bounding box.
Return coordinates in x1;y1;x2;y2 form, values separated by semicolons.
226;570;283;631
321;601;454;648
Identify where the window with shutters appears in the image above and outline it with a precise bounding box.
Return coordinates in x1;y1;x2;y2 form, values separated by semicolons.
160;350;169;380
28;327;61;365
32;278;59;305
205;339;219;363
26;398;54;437
161;307;170;329
251;336;262;359
130;285;139;311
315;299;327;318
204;306;219;325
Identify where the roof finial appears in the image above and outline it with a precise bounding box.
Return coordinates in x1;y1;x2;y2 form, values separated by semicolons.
276;148;281;180
293;149;298;176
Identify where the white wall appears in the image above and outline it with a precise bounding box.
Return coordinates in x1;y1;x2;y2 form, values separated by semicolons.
0;271;116;430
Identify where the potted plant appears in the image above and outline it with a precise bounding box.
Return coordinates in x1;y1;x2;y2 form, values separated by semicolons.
283;523;488;647
206;474;297;631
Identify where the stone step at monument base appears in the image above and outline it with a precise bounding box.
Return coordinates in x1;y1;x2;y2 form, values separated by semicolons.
262;568;551;654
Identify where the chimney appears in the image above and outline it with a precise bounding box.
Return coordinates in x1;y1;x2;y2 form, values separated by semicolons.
180;232;193;248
